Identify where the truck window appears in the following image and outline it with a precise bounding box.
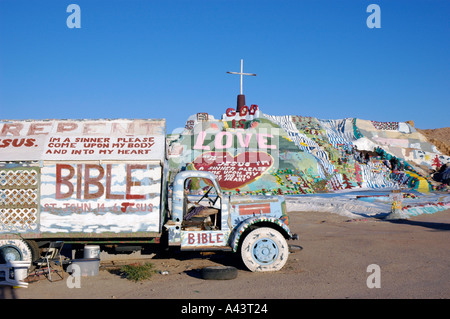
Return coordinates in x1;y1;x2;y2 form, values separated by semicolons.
182;177;221;231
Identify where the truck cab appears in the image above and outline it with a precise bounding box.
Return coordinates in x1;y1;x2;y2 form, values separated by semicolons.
165;170;294;272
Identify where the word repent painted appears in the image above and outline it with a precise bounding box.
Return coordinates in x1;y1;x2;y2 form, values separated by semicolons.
0;119;165;161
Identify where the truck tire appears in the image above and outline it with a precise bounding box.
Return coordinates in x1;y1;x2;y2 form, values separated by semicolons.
25;240;41;262
0;239;33;263
200;266;238;280
240;227;289;272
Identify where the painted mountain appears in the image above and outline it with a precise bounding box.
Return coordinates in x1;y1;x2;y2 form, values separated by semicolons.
167;106;450;195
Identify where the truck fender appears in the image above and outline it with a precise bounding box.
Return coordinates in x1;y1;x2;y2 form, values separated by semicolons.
228;216;292;253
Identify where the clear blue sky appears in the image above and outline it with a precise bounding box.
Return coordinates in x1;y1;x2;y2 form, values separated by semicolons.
1;0;448;133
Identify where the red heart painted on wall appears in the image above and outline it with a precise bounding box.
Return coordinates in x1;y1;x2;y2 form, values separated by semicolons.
192;151;273;190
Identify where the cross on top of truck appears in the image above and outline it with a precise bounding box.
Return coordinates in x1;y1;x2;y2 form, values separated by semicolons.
0;118;296;272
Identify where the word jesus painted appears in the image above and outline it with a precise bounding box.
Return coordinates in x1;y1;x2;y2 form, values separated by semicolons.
193;151;273;190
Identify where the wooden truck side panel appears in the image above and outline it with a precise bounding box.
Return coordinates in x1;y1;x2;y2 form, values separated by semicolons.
0;119;167;241
39;162;162;235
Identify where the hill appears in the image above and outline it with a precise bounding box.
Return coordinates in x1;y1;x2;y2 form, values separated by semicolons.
417;127;450;156
167;106;450;195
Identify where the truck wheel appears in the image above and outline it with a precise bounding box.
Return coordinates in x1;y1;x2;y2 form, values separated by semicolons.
240;227;289;272
0;239;33;263
25;240;41;262
200;266;238;280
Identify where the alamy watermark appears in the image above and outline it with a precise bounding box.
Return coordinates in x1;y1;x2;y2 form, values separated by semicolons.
64;4;380;30
64;4;381;29
66;4;81;29
66;264;81;288
367;4;381;29
366;264;381;288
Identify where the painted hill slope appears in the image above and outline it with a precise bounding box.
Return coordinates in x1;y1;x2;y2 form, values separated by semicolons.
167;106;450;195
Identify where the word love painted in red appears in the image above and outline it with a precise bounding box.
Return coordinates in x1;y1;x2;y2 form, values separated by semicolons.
192;151;273;190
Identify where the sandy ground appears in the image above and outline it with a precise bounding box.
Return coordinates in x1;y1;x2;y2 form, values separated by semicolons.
418;127;450;156
2;209;450;300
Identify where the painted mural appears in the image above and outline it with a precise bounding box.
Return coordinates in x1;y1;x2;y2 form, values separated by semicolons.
0;119;166;235
0;119;165;161
39;162;162;234
168;106;450;195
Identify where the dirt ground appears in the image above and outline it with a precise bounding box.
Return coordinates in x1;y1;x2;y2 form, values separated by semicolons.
417;126;450;156
2;209;450;300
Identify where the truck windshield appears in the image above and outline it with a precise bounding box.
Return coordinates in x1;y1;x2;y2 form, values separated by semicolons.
184;177;217;196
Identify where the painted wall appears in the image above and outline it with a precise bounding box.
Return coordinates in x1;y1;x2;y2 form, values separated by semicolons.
0;119;165;161
0;119;166;235
39;163;162;234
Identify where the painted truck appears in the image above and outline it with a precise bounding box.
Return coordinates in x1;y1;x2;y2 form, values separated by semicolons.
0;119;295;272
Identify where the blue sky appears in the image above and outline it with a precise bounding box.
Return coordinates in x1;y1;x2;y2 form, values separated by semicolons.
0;0;448;133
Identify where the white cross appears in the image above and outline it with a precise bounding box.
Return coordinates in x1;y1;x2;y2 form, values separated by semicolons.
227;59;256;95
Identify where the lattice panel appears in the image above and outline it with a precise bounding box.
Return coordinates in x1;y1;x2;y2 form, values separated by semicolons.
0;169;38;188
0;208;38;231
0;189;38;206
0;168;39;232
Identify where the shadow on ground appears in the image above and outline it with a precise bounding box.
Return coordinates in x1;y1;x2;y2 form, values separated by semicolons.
385;219;450;231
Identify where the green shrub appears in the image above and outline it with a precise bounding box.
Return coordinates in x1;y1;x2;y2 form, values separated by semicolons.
120;262;157;282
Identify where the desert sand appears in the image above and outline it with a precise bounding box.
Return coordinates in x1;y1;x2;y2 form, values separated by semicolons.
3;209;449;300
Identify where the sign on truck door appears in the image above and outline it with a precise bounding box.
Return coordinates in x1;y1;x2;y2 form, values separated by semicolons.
180;176;230;249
